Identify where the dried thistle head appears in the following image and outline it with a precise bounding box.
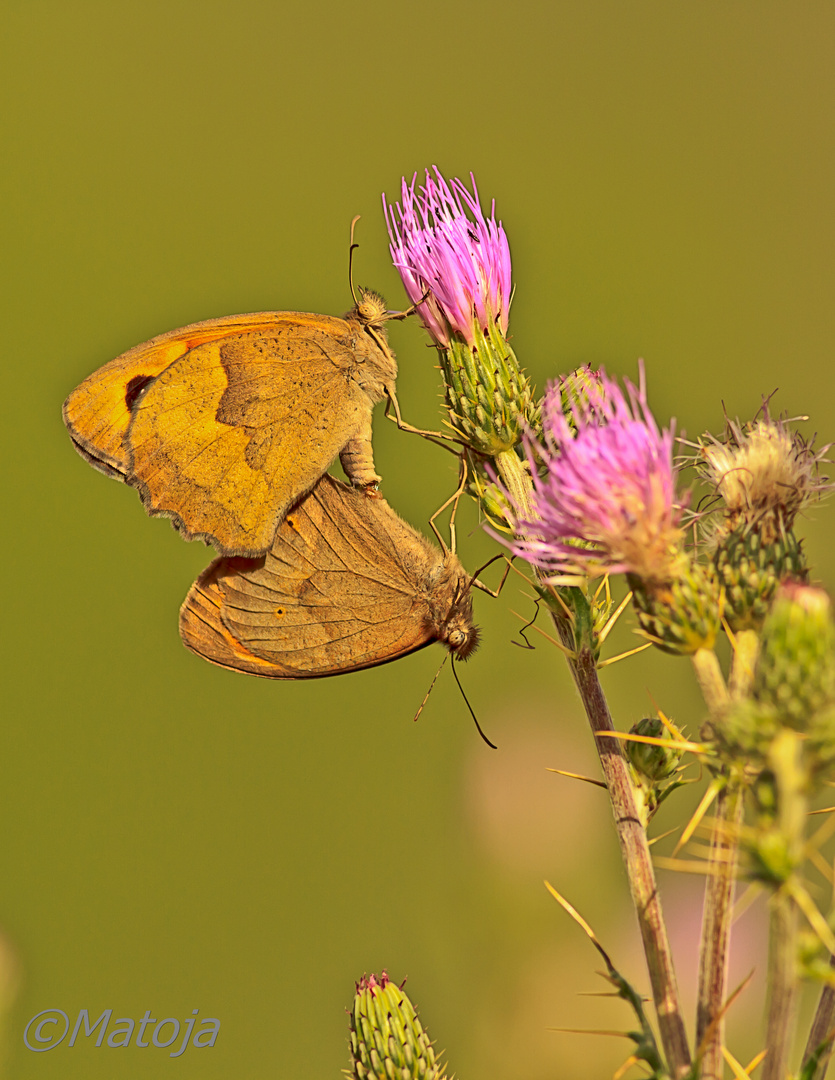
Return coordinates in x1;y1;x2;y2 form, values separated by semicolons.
696;408;830;629
699;411;830;542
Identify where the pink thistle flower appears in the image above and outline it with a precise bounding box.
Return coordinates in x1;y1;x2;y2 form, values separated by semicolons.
513;364;685;585
383;168;512;348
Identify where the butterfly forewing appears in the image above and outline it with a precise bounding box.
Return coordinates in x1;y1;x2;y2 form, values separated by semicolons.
64;307;397;556
62;312;291;478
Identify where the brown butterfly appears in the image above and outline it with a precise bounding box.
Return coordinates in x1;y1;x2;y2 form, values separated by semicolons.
179;473;479;678
63;290;398;557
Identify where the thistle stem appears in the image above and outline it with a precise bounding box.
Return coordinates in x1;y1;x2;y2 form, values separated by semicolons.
693;639;749;1077
762;729;806;1080
565;642;692;1077
496;450;692;1079
763;891;799;1080
802;962;835;1079
694;779;743;1077
691;648;729;717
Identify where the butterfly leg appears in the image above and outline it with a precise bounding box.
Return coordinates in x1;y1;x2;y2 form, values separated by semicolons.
429;453;468;554
339;416;381;493
383;390;461;456
470;555;514;598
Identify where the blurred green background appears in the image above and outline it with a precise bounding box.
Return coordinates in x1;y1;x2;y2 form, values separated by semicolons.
2;2;834;1076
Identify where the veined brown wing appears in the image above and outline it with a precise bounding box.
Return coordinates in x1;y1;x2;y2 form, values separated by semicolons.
179;475;448;678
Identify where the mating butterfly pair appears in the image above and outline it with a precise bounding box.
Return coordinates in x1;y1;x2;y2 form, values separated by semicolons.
63;295;478;678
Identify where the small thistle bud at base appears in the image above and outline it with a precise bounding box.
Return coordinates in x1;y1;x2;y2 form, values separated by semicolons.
626;717;686;826
627;718;685;783
743;729;808;886
628;561;722;656
465;453;518;531
347;973;447;1080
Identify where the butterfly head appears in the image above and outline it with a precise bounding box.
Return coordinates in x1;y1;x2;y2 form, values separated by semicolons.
348;288;389;331
439;569;480;661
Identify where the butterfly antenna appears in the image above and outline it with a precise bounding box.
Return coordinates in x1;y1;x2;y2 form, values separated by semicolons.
452;659;497;749
349;215;361;306
414;654;448;723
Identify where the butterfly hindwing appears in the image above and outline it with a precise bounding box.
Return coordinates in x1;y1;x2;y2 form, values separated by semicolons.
179;475;463;679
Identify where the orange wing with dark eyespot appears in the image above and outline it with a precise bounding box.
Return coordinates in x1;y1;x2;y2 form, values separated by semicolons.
63;310;397;556
63;312;291;479
179;475;450;679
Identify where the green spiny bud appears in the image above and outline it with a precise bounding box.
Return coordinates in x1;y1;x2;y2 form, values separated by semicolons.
626;716;687;826
347;973;446;1080
556;366;604;437
627;717;685;783
464;451;518;531
441;321;538;455
628;559;722;655
711;698;780;764
713;522;807;632
798;926;835;983
754;583;835;731
808;705;835;773
745;825;799;886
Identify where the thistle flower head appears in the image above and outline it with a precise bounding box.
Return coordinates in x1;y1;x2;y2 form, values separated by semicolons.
700;414;830;540
511;364;685;585
383;168;512;348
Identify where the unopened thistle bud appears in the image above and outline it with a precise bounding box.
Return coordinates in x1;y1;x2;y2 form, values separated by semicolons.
384;168;537;455
626;716;686;825
347;973;446;1080
712;697;780;764
629;557;722;655
700;414;830;629
754;583;835;732
627;717;685;784
712;584;835;771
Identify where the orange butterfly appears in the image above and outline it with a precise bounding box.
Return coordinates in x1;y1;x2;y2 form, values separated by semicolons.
63;291;397;556
179;474;479;678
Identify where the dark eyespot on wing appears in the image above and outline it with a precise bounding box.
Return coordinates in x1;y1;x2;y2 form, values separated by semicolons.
125;374;156;412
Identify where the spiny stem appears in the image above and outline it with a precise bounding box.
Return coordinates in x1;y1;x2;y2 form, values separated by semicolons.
564;641;692;1078
762;729;807;1080
694;635;752;1076
495;449;692;1079
694;780;743;1078
802;961;835;1080
763;891;799;1080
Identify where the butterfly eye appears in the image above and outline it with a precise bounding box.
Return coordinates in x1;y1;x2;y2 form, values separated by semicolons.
448;629;466;648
